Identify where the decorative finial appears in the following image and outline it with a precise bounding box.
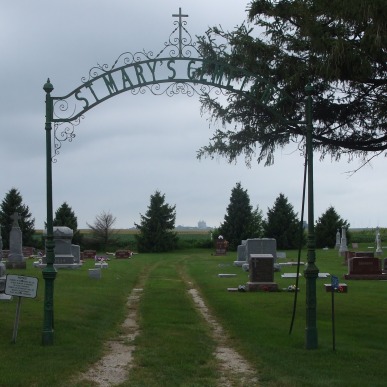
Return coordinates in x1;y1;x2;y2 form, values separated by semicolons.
43;78;54;93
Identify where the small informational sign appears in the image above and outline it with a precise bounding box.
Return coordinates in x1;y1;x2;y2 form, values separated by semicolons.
331;275;339;290
5;275;38;298
5;275;39;343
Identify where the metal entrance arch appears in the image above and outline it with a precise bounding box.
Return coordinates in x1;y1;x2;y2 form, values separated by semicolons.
42;8;318;349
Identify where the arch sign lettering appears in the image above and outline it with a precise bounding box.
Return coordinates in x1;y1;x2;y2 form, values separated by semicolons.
42;8;318;349
46;8;290;157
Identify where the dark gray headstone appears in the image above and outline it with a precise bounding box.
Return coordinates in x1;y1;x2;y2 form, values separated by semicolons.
43;227;75;265
246;238;277;262
249;254;274;283
71;244;81;264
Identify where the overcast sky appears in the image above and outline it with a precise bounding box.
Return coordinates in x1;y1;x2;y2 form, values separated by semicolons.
1;0;386;231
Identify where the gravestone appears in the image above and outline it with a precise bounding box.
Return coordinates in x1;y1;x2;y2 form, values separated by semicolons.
88;268;101;279
233;241;247;266
115;250;132;259
244;238;279;272
41;227;81;269
344;256;387;280
355;251;374;258
214;236;228;256
335;229;341;249
0;225;6;295
95;257;108;268
0;224;3;264
245;238;277;262
83;250;97;259
344;250;356;265
71;244;81;264
383;258;387;273
246;254;278;291
6;212;26;269
375;228;382;256
338;226;348;257
22;246;35;257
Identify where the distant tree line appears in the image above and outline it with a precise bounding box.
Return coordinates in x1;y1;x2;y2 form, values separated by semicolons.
0;185;351;253
213;182;350;251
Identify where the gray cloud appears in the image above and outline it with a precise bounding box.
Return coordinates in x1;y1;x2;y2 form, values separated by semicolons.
0;0;384;231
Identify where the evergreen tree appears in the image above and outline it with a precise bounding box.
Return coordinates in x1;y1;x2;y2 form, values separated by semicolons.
135;191;178;253
197;1;387;166
263;193;301;249
218;182;256;250
251;205;264;238
315;206;350;248
53;202;82;245
0;187;35;248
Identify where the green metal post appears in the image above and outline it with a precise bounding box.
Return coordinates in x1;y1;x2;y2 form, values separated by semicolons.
42;79;57;345
304;84;319;349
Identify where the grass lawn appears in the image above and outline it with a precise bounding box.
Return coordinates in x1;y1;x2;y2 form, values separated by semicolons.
0;245;386;386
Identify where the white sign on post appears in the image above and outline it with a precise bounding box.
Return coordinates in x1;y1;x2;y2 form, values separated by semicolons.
5;275;38;298
5;275;39;343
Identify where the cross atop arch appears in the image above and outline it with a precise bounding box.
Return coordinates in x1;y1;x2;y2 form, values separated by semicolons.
172;7;188;25
172;8;188;57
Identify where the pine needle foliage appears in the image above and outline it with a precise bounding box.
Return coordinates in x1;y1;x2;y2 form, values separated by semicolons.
135;191;178;252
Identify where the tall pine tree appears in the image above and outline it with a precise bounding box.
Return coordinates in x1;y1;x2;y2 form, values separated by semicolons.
197;0;387;166
0;188;35;248
135;191;178;253
53;202;82;245
264;193;301;249
219;182;257;250
315;206;350;248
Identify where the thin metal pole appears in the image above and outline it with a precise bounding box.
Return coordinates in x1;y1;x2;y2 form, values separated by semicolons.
42;79;57;345
332;289;336;351
11;297;22;343
304;84;319;349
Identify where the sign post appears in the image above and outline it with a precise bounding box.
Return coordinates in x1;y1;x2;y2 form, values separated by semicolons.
5;275;39;343
330;275;339;351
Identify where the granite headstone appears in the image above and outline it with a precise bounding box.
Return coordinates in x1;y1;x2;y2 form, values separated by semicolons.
6;212;26;269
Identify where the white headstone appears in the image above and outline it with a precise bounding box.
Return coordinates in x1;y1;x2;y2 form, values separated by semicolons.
8;213;24;263
339;226;348;256
376;228;382;255
335;229;341;249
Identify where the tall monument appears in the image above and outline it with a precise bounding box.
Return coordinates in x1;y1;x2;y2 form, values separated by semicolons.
6;212;26;269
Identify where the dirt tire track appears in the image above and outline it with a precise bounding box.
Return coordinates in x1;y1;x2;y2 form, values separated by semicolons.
73;265;259;386
185;281;260;387
74;278;146;386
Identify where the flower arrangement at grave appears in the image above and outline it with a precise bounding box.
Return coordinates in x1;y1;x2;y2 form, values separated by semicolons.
95;256;108;263
287;284;297;292
336;285;345;293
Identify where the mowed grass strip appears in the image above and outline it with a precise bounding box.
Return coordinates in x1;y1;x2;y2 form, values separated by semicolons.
0;258;144;387
1;246;386;386
185;247;387;386
127;255;218;387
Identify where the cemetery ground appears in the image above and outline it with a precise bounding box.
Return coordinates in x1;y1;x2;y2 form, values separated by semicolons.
0;244;386;386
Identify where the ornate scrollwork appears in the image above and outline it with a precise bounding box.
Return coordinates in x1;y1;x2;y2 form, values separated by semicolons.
123;82;230;99
52;117;83;162
53;98;78;121
49;8;288;157
155;15;200;60
81;8;200;85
